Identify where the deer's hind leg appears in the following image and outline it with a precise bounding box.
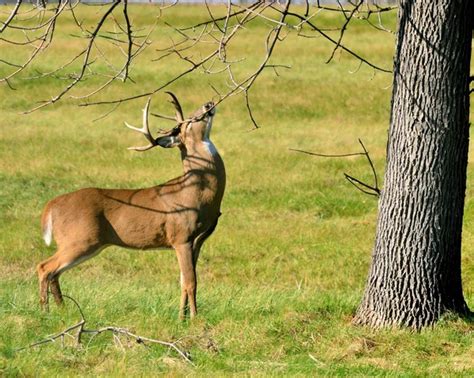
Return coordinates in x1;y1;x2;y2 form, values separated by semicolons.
50;276;64;306
37;244;103;311
37;253;63;311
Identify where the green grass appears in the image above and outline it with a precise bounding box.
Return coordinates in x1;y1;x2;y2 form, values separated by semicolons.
1;3;473;376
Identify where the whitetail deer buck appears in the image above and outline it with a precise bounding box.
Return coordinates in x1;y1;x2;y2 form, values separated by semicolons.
36;93;225;319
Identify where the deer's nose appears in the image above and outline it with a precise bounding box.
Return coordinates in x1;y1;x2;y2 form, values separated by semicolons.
204;102;215;116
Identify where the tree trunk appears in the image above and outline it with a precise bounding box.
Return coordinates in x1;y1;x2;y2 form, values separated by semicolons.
353;0;472;329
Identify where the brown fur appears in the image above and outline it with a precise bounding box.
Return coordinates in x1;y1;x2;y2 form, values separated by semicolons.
37;100;225;319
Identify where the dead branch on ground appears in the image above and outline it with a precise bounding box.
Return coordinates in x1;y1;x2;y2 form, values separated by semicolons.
15;294;195;366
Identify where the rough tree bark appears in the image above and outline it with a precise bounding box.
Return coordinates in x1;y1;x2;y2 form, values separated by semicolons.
353;0;473;329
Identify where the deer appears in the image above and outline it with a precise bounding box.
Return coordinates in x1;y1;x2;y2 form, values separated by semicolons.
36;93;226;319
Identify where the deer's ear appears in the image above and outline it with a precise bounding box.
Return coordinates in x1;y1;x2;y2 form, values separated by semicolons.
156;135;181;148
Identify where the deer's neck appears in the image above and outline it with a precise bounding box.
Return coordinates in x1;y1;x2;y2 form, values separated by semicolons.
180;141;226;207
181;140;223;175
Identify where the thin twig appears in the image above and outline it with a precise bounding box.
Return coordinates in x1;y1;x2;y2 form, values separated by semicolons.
289;148;365;158
344;173;379;196
23;0;121;113
290;139;381;197
357;138;379;194
0;0;396;117
122;0;133;82
0;0;23;33
15;293;194;366
280;9;392;73
326;0;364;64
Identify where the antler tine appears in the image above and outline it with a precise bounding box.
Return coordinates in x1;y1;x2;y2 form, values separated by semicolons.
124;98;157;151
165;91;184;123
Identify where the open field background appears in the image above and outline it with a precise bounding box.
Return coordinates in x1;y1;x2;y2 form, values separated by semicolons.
0;4;473;375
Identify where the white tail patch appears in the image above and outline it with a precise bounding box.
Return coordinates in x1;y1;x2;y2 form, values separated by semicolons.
43;210;53;246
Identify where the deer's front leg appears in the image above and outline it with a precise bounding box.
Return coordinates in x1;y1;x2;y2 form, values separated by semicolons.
175;243;197;320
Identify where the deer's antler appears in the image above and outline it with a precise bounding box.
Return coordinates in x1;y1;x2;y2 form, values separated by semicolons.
125;94;187;151
165;91;184;123
124;98;157;151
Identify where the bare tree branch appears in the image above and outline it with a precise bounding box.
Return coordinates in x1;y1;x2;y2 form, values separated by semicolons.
122;0;133;81
23;0;121;113
0;0;23;33
357;138;380;194
0;1;69;86
326;0;364;64
344;172;380;197
315;0;396;15
289;148;366;158
291;139;381;197
273;8;392;73
0;0;396;119
179;0;261;32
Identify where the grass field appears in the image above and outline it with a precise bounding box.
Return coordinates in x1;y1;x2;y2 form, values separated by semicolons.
0;4;473;376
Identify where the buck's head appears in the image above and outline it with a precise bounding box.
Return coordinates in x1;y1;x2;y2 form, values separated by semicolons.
178;101;216;148
125;93;216;152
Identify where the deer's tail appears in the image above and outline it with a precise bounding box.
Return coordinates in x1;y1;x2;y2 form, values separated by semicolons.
41;205;53;246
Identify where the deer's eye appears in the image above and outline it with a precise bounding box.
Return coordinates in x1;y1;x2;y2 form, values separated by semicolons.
171;126;181;136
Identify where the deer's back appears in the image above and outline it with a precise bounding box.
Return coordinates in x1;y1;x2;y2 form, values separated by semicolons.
43;172;221;250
